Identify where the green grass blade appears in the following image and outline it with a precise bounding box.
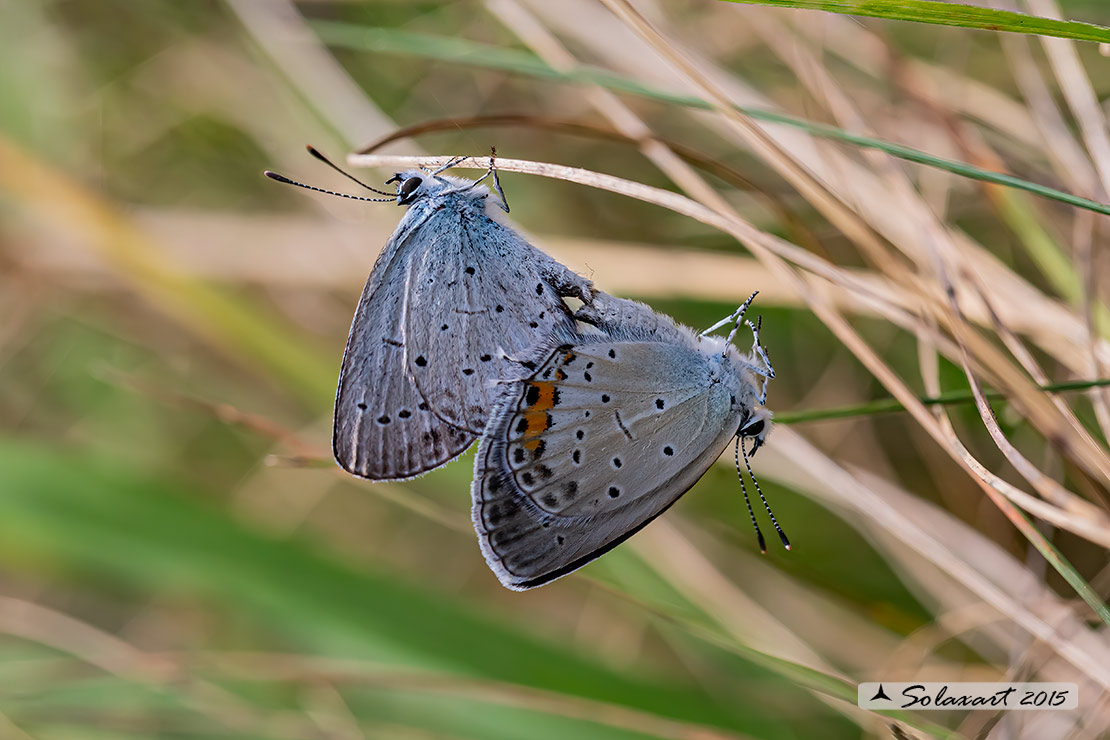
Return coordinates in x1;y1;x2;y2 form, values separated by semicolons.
775;378;1110;424
313;22;1110;219
717;1;1110;43
0;440;815;739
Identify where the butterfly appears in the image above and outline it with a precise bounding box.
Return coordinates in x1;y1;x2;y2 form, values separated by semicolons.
267;149;593;480
472;291;784;590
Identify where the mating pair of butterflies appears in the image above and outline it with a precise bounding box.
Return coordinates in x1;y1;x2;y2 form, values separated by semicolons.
267;150;785;591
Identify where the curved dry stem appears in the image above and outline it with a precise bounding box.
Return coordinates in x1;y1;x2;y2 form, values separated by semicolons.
346;152;1110;553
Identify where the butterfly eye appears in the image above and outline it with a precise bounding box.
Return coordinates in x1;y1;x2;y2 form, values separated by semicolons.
741;418;765;437
399;176;423;200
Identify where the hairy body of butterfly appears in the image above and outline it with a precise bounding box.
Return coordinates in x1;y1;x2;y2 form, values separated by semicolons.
334;169;593;481
472;294;772;590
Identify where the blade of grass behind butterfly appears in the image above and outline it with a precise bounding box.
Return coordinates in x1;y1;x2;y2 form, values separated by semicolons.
0;440;813;739
0;137;335;407
576;540;960;739
774;377;1110;423
311;21;1110;219
345;154;1110;627
716;0;1110;43
358;114;825;255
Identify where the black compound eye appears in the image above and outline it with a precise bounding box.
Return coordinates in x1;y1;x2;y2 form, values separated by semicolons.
399;176;423;199
741;419;765;438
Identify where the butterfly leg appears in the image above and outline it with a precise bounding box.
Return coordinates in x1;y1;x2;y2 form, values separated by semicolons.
538;259;594;304
463;153;509;212
431;155;468;177
746;316;774;404
486;147;510;212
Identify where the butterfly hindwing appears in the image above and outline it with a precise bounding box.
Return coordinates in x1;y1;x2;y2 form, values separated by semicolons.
333;178;592;481
473;319;749;590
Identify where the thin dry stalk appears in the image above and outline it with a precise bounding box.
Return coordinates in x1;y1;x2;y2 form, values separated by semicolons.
1024;0;1110;198
346;152;1110;549
601;0;1110;489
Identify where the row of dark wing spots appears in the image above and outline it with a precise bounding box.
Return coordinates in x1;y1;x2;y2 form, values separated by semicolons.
441;324;449;331
426;426;467;454
483;489;518;527
611;457;622;469
601;394;610;403
462;368;474;376
540;366;569;381
519;465;555;488
663;445;674;456
608;486;621;498
513;413;553;437
656;398;665;410
496;304;504;313
415;356;428;367
359;402;416;422
512;439;547;465
465;266;475;275
536;283;543;295
608;349;617;359
572;449;581;464
575;429;584;440
584;370;592;382
480;354;492;362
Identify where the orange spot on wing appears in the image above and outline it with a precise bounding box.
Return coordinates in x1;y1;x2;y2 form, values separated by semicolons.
520;381;556;451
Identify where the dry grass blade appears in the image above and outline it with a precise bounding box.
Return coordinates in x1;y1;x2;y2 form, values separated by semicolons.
763;431;1110;690
0;598;311;736
594;1;1110;504
345;152;1110;554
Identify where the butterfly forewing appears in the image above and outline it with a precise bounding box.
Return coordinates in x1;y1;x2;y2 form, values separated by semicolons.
333;227;473;480
333;180;590;481
406;215;581;435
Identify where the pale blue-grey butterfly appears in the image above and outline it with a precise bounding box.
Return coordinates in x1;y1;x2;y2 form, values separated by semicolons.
472;291;786;590
266;148;593;480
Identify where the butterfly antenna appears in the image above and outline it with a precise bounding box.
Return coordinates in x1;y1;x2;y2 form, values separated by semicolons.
263;171;394;203
305;145;395;196
735;436;767;554
724;291;759;347
702;291;758;339
742;437;790;550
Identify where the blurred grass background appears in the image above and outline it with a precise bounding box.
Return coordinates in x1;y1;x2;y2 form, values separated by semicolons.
2;0;1110;738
